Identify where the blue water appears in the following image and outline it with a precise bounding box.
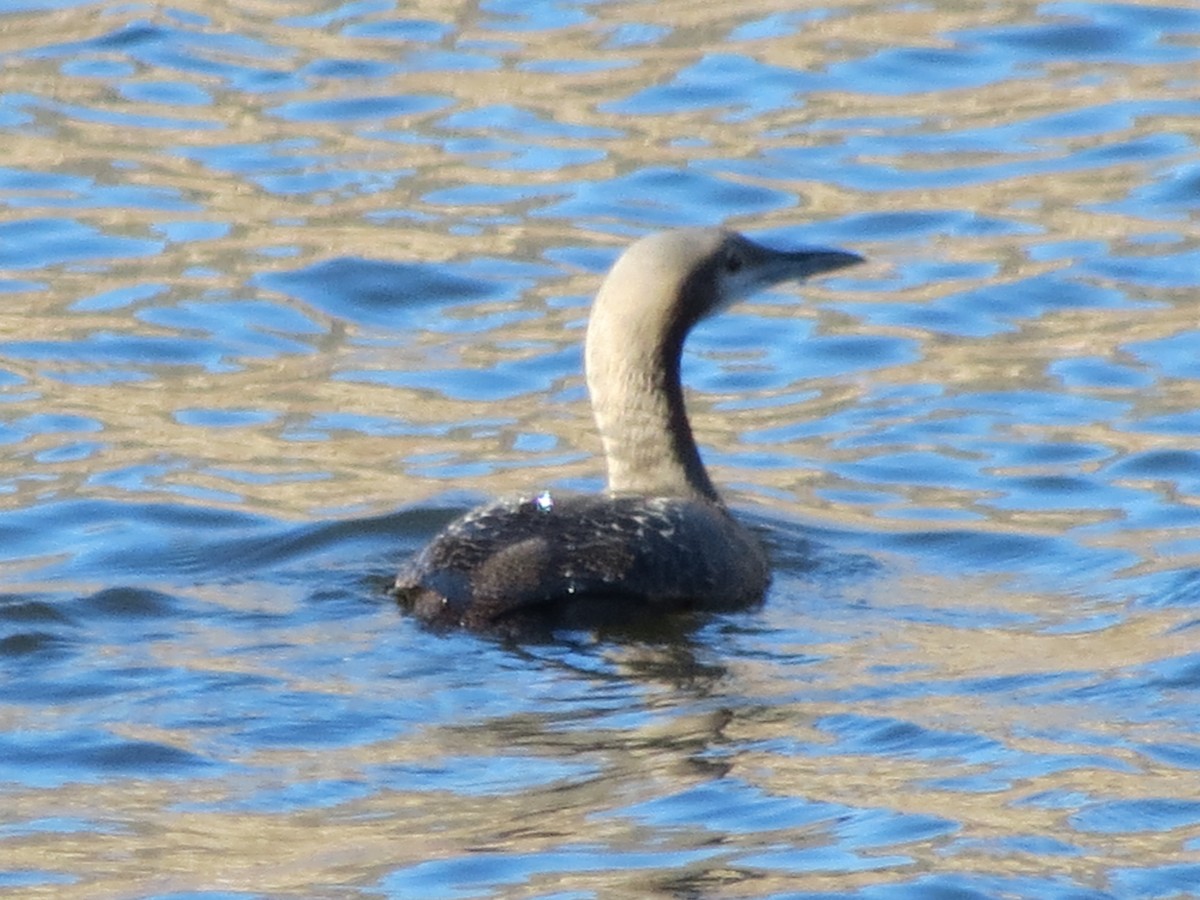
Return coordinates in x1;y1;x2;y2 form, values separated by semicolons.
3;0;1200;897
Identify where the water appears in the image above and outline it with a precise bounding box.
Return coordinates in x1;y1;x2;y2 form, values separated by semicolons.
2;0;1200;896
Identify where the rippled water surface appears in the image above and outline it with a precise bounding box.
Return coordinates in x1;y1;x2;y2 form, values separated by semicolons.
3;0;1200;897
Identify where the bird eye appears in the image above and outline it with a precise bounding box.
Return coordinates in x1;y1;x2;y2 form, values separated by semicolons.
724;251;743;274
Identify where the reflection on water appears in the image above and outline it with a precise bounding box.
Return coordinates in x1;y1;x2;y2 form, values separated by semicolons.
2;0;1200;896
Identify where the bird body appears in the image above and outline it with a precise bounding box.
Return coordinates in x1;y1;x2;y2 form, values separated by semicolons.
399;492;768;631
395;228;861;632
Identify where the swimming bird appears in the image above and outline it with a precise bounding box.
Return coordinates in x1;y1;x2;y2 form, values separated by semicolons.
395;227;862;633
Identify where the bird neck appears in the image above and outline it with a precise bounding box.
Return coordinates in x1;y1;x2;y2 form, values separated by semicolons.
585;323;720;503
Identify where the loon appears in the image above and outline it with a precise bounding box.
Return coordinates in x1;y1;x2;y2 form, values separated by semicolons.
395;228;862;632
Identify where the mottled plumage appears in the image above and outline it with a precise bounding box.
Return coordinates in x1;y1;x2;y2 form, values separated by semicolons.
398;492;769;631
